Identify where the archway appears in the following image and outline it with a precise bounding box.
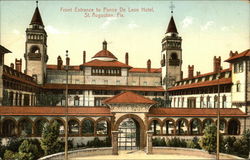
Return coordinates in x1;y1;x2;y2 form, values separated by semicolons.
118;118;139;150
228;119;240;135
114;114;145;150
2;119;16;137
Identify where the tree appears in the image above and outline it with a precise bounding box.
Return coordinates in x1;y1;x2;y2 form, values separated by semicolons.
40;121;63;155
18;139;38;160
3;150;18;160
199;124;222;153
152;97;165;107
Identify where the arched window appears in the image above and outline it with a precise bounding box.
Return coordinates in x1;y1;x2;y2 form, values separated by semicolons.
74;96;80;106
18;119;32;136
68;119;79;135
96;120;108;135
190;119;202;135
2;119;16;137
216;119;227;134
51;119;65;135
203;119;214;131
149;120;161;135
228;119;240;135
30;46;40;54
170;53;178;60
163;120;174;135
176;119;188;135
35;119;48;136
82;119;94;135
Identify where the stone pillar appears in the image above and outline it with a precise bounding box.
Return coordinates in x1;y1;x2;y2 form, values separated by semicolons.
112;131;119;155
146;131;153;154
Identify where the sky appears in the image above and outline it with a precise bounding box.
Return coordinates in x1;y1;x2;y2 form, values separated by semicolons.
0;0;249;77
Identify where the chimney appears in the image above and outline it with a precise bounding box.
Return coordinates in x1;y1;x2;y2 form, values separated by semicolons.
66;57;70;66
213;56;221;73
125;52;129;65
57;56;63;70
147;59;151;72
188;65;194;78
103;40;107;50
10;63;14;69
83;51;86;64
15;59;22;72
196;71;201;76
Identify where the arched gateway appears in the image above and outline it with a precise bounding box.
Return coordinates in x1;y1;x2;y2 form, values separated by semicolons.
103;91;156;153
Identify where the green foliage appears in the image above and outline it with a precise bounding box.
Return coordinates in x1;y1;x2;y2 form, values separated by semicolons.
167;137;187;148
152;98;165;107
152;137;166;146
187;137;201;149
40;121;62;155
199;124;217;153
37;92;63;106
3;150;18;160
86;137;111;148
222;136;236;154
2;90;10;106
18;139;38;160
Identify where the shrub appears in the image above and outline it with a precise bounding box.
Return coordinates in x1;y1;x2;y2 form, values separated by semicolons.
18;139;38;160
167;137;187;148
86;137;112;148
3;150;18;160
40;121;62;155
187;137;201;149
152;137;166;146
199;124;217;153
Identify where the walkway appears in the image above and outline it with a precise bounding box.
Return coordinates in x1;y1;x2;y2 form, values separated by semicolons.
70;150;214;160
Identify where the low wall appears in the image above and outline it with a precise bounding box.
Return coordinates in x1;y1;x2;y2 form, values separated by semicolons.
153;147;244;159
39;147;112;160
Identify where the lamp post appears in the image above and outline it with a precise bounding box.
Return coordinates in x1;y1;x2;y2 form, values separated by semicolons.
65;50;69;160
216;71;221;160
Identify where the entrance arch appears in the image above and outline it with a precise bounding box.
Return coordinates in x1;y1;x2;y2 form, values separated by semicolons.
114;114;145;150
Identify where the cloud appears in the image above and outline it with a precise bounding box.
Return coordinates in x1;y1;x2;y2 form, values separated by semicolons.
12;29;20;35
201;21;214;31
46;25;68;34
128;23;139;29
181;16;193;28
101;17;117;29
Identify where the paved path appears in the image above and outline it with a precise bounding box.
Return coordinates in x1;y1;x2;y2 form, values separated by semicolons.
71;150;213;160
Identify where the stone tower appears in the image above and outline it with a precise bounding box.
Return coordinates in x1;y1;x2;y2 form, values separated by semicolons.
161;15;182;90
24;2;48;84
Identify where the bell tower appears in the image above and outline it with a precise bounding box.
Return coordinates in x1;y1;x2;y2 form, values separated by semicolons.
24;1;48;84
161;6;182;90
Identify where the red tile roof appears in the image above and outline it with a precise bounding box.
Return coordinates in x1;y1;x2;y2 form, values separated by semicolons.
129;68;161;73
148;108;247;117
103;91;156;104
47;65;80;70
92;49;117;59
81;59;131;68
181;68;231;81
43;84;165;92
225;49;250;62
168;77;232;91
0;106;112;116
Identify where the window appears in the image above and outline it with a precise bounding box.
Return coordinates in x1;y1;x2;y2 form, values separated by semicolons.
94;97;106;106
74;96;80;106
143;81;147;86
207;96;211;108
187;97;196;108
82;119;94;135
236;82;241;92
96;120;108;135
91;67;121;76
222;95;227;108
116;80;120;85
104;80;108;85
132;81;136;86
200;96;204;108
234;62;244;73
